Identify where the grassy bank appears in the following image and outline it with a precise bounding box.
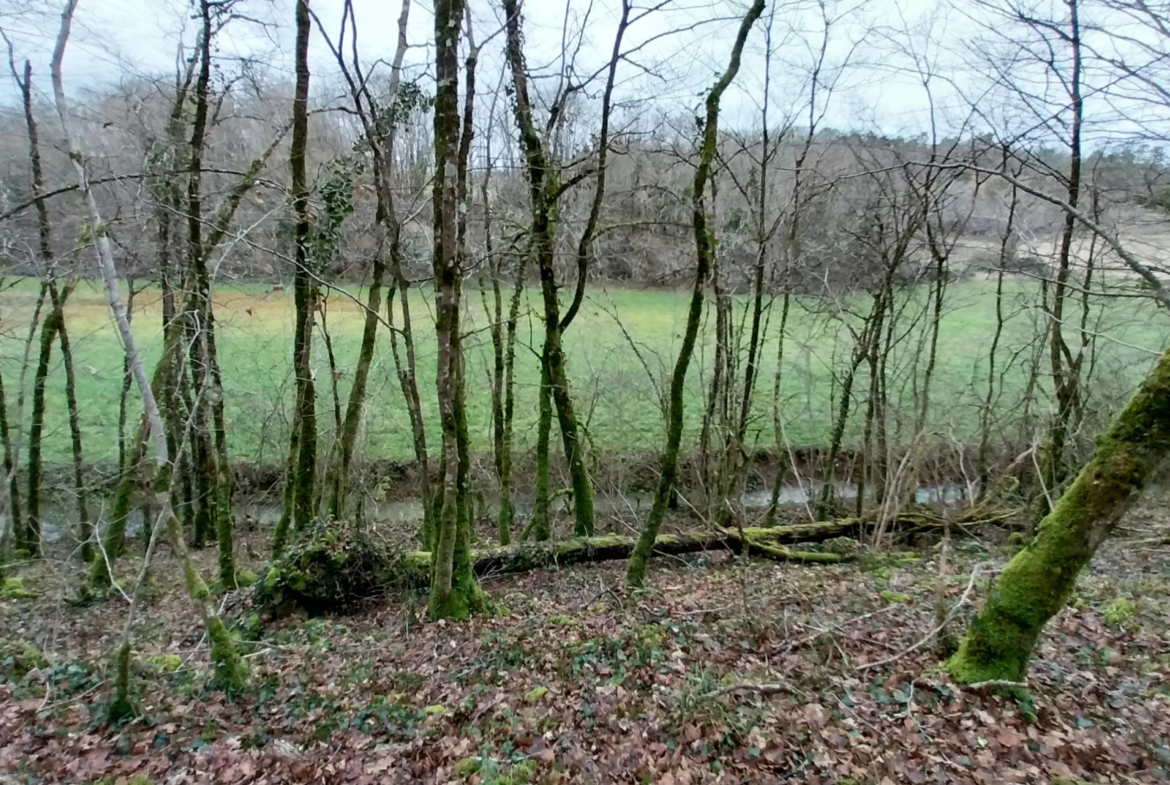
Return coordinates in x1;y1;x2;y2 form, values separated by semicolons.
1;277;1165;469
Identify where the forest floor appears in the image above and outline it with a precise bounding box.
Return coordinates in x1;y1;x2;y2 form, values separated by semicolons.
4;498;1170;783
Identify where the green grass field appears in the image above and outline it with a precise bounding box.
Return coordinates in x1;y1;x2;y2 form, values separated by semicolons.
2;277;1166;468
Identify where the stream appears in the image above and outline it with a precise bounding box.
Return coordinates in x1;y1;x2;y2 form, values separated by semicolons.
30;480;966;543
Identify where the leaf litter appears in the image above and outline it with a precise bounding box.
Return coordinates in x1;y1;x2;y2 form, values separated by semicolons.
4;507;1170;783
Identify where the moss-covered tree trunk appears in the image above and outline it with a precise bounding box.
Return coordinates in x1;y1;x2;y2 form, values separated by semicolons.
949;346;1170;685
501;0;595;538
17;58;64;560
428;0;481;619
627;0;765;589
182;0;235;585
89;326;176;589
386;277;434;546
478;123;519;546
764;285;792;528
22;285;62;558
815;350;862;521
0;319;19;561
498;253;525;540
524;363;554;542
485;242;510;545
153;74;192;536
4;284;46;557
117;285;138;486
207;326;235;584
50;283;91;561
50;0;247;701
318;0;412;522
289;0;318;535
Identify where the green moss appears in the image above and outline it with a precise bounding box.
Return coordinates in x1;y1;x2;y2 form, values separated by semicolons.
547;614;577;627
949;345;1170;685
880;590;911;604
234;611;264;642
106;643;135;724
1103;597;1137;626
557;534;626;557
1;642;48;681
206;616;249;691
636;623;668;648
429;574;486;621
525;686;548;702
1;576;32;599
454;758;481;777
235;569;258;587
184;561;210;601
423;704;448;716
500;760;537;784
146;654;183;673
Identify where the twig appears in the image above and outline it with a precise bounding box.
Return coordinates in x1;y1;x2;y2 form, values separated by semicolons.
857;564;981;672
964;679;1028;691
708;681;798;699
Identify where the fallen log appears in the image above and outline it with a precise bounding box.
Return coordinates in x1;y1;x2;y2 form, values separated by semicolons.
466;526;845;582
254;521;852;616
254;500;1018;617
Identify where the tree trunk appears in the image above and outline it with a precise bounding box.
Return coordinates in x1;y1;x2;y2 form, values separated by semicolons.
117;285;138;480
978;166;1015;500
386;278;433;547
22;283;64;558
949;346;1170;685
89;323;176;588
207;323;235;585
5;284;46;555
501;0;596;537
16;57;62;560
764;286;792;528
1036;0;1085;515
181;0;235;583
627;0;765;588
290;0;318;535
50;0;246;693
50;282;91;561
816;352;862;521
485;251;509;544
525;363;554;542
498;250;526;540
325;256;385;519
429;0;481;619
0;315;19;561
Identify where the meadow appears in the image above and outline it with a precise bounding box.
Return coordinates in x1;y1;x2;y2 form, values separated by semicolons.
1;276;1166;471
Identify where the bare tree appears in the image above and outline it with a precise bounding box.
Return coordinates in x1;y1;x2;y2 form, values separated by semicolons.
627;0;765;589
49;0;247;716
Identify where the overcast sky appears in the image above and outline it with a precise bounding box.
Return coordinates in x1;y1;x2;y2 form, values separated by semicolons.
0;0;975;136
1;0;1162;150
